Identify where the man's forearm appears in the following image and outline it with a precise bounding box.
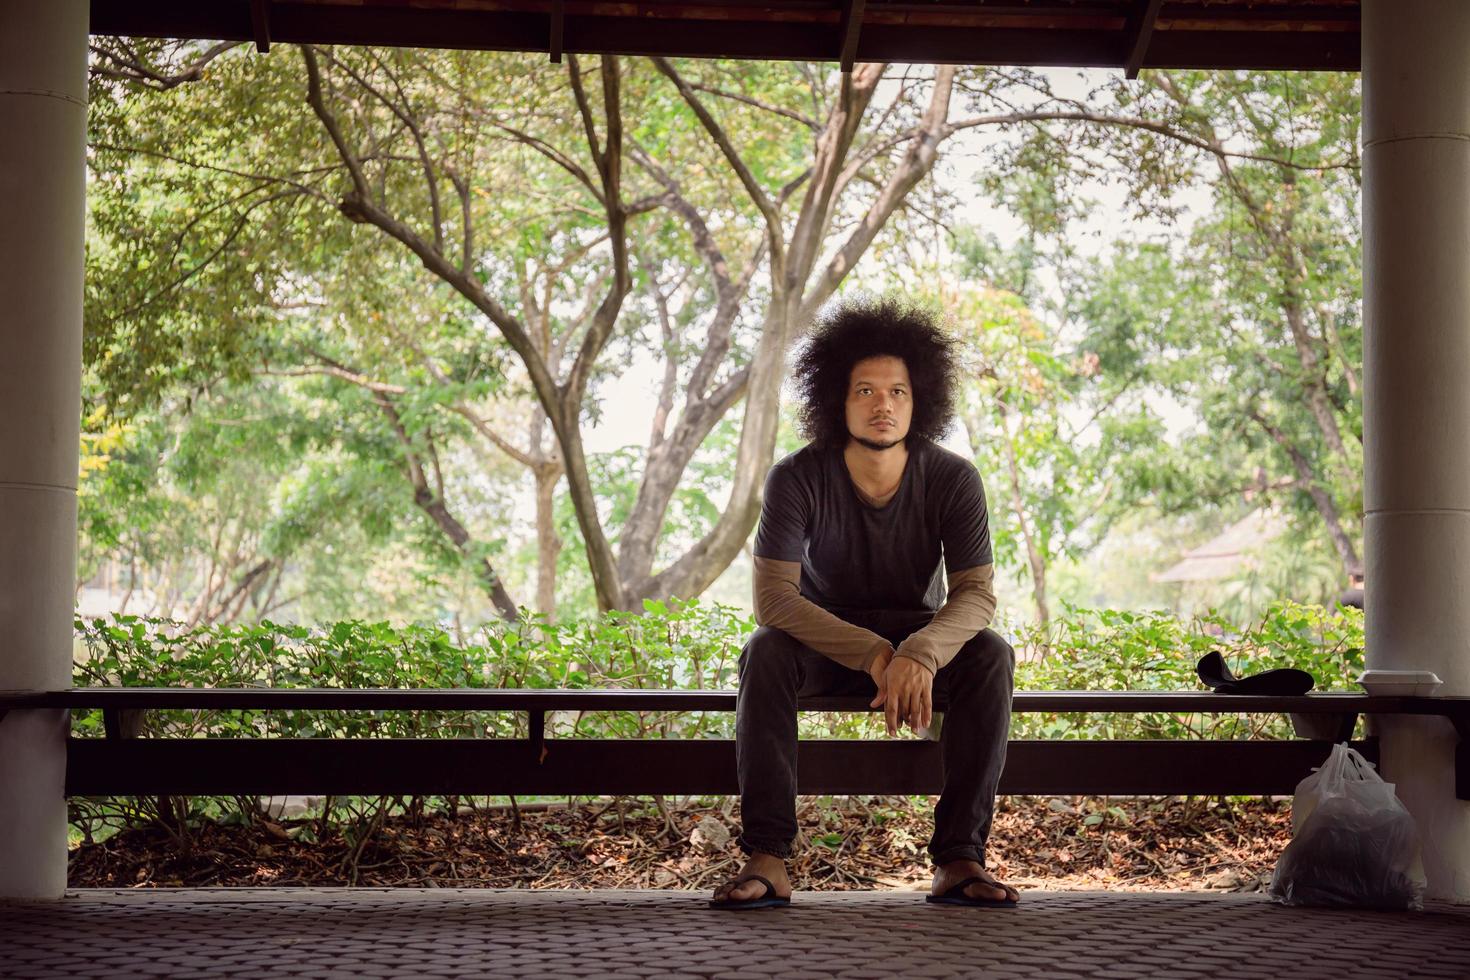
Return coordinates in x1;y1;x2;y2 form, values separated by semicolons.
753;557;890;672
894;564;997;674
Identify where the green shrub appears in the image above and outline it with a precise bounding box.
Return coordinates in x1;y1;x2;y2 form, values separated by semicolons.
73;599;756;741
72;597;1364;742
1009;600;1364;739
67;599;1363;846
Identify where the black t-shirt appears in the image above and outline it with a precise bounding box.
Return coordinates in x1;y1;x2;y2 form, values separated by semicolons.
752;438;992;615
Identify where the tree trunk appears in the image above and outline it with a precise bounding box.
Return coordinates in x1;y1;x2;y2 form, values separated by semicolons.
999;411;1049;624
533;463;563;621
413;485;521;620
1251;412;1362;579
372;391;522;619
1283;297;1360;496
634;65;970;604
636;299;799;601
617;376;748;595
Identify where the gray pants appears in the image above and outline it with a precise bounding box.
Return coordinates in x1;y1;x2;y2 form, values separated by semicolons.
734;613;1015;867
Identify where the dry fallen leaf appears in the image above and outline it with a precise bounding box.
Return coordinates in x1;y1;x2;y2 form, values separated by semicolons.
71;795;1294;893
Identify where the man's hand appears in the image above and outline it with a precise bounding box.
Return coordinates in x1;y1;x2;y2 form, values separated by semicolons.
875;655;932;737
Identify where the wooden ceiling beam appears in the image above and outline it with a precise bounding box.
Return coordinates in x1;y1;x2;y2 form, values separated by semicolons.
549;0;564;63
837;0;865;73
1122;0;1163;78
86;0;1362;72
249;0;271;53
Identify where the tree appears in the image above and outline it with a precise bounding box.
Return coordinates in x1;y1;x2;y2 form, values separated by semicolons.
290;51;1081;612
95;42;1312;619
1067;70;1363;583
76;377;444;625
943;284;1162;624
92;40;1164;616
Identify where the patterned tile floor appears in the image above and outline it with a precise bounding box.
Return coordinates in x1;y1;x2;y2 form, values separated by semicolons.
3;888;1467;979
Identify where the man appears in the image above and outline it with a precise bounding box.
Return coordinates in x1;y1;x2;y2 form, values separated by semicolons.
710;298;1018;910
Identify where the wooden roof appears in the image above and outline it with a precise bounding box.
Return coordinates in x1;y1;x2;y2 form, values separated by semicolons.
91;0;1360;73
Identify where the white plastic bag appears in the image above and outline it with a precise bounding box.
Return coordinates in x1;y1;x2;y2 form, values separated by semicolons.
1269;743;1426;910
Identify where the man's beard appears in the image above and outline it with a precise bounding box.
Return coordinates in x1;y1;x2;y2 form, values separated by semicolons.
852;434;903;451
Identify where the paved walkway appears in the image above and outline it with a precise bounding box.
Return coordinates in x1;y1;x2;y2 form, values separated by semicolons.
3;888;1466;979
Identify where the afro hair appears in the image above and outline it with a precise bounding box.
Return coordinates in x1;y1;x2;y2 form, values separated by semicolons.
790;296;960;448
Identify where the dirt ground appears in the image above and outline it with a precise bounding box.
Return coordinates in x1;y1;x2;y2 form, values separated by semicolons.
68;795;1291;894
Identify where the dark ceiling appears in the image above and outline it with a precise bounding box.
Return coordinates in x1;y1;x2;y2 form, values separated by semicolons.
90;0;1360;74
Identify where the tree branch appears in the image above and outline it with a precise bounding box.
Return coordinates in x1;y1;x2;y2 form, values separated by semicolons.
945;106;1359;173
488;120;606;205
327;47;446;253
449;405;539;468
444;164;475;278
1248;409;1361;577
374;389;521;619
304;46;561;413
88;39;242;90
652;57;786;274
566;55;604;168
688;80;820;130
264;364;407;395
107;189;303;322
89;141;337;202
800;64;951;323
628;141;735;300
562;55;630;410
786;62;886;291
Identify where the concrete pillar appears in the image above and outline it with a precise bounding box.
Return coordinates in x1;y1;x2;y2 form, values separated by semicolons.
1363;0;1470;903
0;0;88;900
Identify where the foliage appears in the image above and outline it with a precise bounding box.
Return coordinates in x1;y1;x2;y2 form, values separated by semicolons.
82;44;941;613
69;597;753;855
85;41;320;416
73;599;754;741
1065;70;1364;586
944;283;1164;622
1010;600;1364;740
76;377;466;625
89;41;1212;617
69;600;1363;850
72;597;1365;745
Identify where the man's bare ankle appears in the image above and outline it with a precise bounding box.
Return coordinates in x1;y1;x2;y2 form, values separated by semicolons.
744;852;788;871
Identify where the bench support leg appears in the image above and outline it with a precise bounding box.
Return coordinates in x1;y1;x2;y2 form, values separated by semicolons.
529;710;546;763
1459;740;1469;803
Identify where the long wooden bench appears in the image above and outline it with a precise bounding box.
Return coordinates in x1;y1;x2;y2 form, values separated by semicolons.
0;689;1466;799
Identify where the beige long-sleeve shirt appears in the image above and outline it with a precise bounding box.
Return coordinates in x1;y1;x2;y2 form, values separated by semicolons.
754;556;997;675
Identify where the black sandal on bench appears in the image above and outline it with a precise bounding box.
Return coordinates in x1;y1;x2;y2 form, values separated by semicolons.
1197;650;1314;696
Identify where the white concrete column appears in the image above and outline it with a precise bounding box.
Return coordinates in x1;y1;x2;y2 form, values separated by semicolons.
1363;0;1470;903
0;0;88;900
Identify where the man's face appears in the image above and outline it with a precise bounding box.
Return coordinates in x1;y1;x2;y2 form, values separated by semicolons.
844;355;913;451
